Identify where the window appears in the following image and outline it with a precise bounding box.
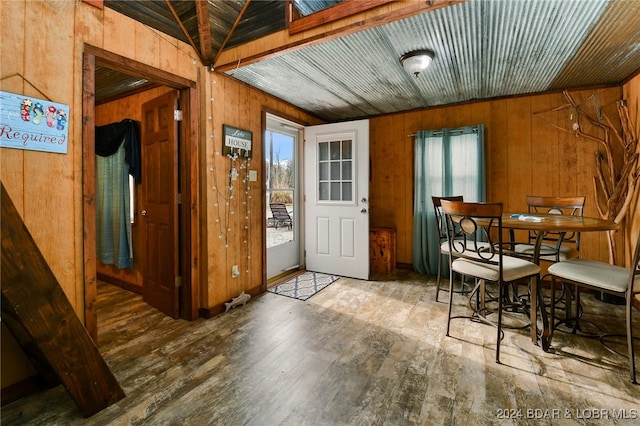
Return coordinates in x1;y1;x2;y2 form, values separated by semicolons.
412;125;486;274
318;138;353;202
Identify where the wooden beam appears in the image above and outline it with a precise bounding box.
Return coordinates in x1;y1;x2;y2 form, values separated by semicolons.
85;44;195;89
195;0;214;65
82;52;98;343
288;0;395;35
1;183;125;417
165;0;204;64
215;0;463;72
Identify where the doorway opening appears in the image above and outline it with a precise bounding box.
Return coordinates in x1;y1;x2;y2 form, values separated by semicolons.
82;45;200;342
265;113;303;282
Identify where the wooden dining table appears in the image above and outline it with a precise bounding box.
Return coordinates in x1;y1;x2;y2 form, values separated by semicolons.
500;213;618;349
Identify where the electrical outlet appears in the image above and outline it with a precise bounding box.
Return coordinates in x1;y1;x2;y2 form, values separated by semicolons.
232;265;240;278
249;170;257;181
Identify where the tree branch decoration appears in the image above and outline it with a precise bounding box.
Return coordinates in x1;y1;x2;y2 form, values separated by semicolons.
561;90;639;264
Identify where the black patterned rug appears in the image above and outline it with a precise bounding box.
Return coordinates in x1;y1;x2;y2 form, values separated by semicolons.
267;271;339;301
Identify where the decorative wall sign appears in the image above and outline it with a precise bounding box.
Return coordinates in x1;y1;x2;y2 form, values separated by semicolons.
223;124;252;159
0;90;69;154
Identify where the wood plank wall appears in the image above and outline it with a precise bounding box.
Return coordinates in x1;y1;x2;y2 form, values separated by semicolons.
622;74;640;267
0;1;201;389
203;73;322;312
369;87;628;267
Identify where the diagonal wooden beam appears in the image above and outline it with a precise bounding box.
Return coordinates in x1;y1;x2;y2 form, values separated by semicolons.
165;0;205;64
288;0;395;35
195;0;214;65
214;0;463;72
1;183;125;417
213;0;252;65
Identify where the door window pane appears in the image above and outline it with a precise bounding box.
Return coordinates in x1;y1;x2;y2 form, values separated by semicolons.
330;162;341;180
341;161;352;180
342;182;352;200
318;138;353;202
319;142;328;161
319;182;329;200
330;141;340;159
319;162;329;180
341;140;352;159
330;182;340;200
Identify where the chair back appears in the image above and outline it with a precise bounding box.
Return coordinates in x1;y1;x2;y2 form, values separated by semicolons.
526;195;585;250
432;196;464;243
269;203;292;229
441;200;503;265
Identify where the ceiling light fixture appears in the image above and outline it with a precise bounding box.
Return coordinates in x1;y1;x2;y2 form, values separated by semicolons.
399;49;435;77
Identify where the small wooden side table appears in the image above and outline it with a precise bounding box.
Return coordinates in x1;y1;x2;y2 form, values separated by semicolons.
370;227;396;274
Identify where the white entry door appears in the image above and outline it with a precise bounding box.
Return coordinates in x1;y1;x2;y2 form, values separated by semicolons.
304;119;369;280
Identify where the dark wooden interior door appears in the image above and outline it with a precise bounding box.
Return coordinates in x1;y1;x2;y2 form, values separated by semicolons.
140;91;180;318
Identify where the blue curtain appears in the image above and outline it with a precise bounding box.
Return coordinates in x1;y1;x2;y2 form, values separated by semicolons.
95;119;140;270
412;125;486;275
96;143;133;269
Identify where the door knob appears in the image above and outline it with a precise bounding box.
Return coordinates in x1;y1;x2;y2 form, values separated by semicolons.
361;208;367;214
140;210;147;216
361;197;368;203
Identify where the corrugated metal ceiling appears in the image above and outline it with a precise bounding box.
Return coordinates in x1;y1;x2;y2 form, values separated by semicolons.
100;0;640;122
227;0;640;121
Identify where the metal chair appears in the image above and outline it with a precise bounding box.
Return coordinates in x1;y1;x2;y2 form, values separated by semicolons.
510;196;586;332
432;195;464;302
441;200;540;363
513;195;586;263
547;231;640;384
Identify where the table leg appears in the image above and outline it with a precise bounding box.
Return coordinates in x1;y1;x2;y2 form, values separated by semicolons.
531;275;538;343
530;232;551;350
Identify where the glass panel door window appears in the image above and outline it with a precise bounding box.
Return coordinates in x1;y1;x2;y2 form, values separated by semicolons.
266;129;295;249
318;138;353;202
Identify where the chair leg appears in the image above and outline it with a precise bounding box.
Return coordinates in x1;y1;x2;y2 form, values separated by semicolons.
550;277;556;343
435;254;443;302
626;297;637;384
572;285;581;334
446;271;455;337
496;282;503;364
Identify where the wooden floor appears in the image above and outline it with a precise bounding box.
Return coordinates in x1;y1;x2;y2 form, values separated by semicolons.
2;270;639;425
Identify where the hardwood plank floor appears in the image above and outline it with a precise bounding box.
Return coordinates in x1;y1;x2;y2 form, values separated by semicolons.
2;270;639;425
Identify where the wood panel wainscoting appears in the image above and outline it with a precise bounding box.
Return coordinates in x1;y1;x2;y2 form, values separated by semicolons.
2;272;638;423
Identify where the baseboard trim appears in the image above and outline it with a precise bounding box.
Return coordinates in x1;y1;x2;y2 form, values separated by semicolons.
97;273;142;295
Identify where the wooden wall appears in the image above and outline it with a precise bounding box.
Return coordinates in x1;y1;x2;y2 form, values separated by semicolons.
203;74;322;311
369;87;628;267
622;73;640;267
0;0;321;389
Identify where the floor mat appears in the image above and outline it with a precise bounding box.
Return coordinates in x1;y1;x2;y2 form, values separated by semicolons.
267;271;339;301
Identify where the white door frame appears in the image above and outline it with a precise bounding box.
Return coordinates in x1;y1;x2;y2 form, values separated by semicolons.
265;114;303;280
